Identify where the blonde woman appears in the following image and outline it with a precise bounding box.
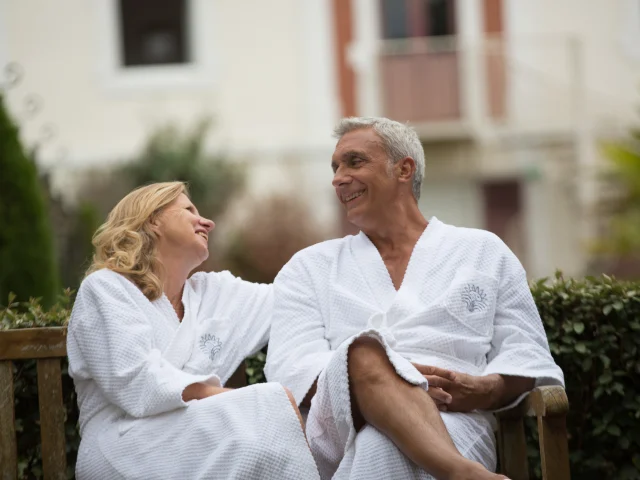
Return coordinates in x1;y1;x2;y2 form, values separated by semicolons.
67;182;319;479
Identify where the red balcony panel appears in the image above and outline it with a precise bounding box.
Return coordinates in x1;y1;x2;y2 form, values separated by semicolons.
381;51;460;123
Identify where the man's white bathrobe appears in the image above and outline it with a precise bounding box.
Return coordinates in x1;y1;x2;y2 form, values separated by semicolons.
67;268;319;480
265;217;564;480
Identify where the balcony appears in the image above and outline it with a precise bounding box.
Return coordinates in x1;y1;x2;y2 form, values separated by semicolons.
378;35;580;142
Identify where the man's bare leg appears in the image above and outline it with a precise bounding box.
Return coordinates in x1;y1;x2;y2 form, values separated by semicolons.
348;336;509;480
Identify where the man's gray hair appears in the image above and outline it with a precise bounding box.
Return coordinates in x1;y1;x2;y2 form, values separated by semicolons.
333;117;425;201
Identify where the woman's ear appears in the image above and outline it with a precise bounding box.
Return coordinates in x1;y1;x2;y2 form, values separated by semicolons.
149;216;163;237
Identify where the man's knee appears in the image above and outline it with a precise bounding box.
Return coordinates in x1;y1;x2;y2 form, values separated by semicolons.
348;336;389;385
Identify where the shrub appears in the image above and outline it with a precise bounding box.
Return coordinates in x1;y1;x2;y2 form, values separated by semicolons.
221;195;325;284
527;273;640;479
120;119;244;219
3;274;640;478
77;119;244;226
0;94;59;306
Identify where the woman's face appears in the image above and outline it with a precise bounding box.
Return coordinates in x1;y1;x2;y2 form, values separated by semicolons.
153;193;215;269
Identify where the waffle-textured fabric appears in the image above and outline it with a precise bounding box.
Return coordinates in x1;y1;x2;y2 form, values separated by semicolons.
265;217;564;479
67;268;320;480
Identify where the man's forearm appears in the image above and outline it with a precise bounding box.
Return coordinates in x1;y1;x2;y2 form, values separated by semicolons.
479;374;535;410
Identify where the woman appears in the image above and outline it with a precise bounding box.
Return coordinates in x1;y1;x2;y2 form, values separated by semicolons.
67;182;320;479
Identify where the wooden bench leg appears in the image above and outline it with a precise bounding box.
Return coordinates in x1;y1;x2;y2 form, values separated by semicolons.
37;359;67;480
0;360;17;480
538;415;570;480
498;417;529;480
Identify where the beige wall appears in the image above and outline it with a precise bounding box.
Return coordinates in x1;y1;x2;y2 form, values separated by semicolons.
505;0;640;134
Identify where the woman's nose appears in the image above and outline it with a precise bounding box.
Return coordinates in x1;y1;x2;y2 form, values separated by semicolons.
200;218;215;231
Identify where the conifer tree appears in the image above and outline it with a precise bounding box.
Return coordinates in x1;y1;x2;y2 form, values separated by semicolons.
0;94;59;305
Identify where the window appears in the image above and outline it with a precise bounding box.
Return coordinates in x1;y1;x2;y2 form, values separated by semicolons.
381;0;456;39
381;0;409;39
96;0;214;91
427;0;454;37
118;0;190;67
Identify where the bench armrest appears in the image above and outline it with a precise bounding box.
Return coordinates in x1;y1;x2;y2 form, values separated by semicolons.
496;386;570;480
498;385;569;419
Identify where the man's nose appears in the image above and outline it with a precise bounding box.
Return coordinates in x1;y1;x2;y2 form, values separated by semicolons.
332;165;351;188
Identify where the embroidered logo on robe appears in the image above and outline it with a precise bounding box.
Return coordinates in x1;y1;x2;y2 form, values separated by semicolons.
199;334;223;361
462;284;488;313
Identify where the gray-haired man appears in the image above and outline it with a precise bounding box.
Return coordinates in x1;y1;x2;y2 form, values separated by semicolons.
266;117;563;480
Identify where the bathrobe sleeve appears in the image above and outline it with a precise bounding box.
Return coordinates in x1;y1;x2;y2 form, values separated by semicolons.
264;254;335;405
483;252;564;411
68;272;220;418
217;271;273;360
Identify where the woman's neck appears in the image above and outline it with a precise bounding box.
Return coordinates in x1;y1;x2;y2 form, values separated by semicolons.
156;251;191;321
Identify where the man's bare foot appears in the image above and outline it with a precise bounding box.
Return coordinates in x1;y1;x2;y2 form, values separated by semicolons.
448;460;510;480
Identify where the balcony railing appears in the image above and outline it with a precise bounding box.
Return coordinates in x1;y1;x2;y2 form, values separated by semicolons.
378;35;581;140
380;36;462;123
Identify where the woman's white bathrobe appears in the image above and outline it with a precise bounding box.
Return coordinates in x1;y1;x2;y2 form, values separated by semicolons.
265;217;564;480
67;268;319;480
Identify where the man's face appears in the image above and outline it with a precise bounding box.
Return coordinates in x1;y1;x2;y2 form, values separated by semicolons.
331;128;397;229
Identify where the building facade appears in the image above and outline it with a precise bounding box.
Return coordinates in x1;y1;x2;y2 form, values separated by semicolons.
2;0;640;277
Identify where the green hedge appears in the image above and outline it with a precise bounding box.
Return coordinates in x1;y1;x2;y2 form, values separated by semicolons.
2;274;640;479
529;273;640;479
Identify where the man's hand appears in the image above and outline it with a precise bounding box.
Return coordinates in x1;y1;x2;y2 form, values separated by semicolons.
412;364;496;413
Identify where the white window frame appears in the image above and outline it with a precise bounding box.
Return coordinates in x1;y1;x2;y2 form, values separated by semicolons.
94;0;215;93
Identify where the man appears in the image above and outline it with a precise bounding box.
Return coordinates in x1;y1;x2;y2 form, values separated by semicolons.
265;117;564;480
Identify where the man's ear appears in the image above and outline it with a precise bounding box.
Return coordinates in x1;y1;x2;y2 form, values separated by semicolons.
397;156;416;184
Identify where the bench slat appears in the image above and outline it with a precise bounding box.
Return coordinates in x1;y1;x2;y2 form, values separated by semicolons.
498;416;529;480
37;359;67;480
0;328;67;361
0;361;17;480
538;415;571;480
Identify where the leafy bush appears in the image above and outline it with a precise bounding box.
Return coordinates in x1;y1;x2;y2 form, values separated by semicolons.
222;195;325;284
76;119;244;228
3;274;640;478
528;273;640;479
594;120;640;257
0;94;59;306
121;119;244;218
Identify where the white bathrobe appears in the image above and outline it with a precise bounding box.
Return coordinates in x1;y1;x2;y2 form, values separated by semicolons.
67;268;319;480
265;217;564;480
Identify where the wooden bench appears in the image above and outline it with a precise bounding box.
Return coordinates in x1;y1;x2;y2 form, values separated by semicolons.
0;327;570;480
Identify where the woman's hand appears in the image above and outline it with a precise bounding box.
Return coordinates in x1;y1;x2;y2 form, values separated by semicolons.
182;382;233;402
412;364;494;412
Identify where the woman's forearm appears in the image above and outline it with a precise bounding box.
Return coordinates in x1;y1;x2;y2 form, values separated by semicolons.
182;382;232;402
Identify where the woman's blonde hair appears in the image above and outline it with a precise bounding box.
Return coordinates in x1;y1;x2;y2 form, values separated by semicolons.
87;181;188;300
